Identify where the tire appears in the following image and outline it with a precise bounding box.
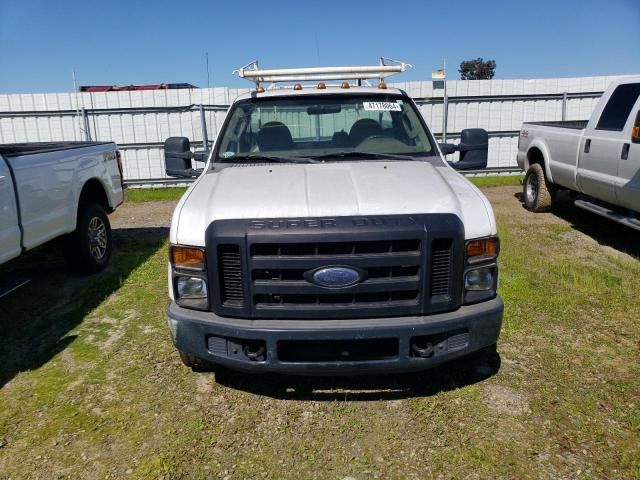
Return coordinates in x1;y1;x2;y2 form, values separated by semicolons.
64;202;112;274
469;343;500;376
523;163;555;212
178;350;215;372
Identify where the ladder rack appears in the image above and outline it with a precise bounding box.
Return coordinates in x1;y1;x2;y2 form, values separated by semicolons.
233;58;412;86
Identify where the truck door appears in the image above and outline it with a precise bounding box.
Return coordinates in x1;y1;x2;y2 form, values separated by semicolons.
578;83;640;205
0;156;22;264
615;99;640;211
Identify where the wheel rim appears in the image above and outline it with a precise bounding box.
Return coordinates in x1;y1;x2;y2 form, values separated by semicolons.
87;217;108;261
525;174;539;204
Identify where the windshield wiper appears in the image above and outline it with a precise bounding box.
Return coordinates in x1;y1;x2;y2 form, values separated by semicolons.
219;154;319;164
310;151;419;161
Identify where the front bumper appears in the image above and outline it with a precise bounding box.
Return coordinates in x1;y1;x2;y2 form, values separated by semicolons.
168;296;503;375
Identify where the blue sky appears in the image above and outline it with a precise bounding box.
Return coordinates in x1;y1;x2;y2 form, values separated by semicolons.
0;0;639;93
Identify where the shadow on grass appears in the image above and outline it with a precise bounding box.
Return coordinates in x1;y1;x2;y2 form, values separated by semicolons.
213;347;501;401
0;227;168;389
514;191;640;260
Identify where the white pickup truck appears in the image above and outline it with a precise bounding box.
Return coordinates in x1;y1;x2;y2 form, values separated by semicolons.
164;60;503;374
0;142;126;273
517;76;640;229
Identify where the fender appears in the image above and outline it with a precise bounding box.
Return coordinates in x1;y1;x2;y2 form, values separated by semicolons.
526;139;554;184
70;177;112;231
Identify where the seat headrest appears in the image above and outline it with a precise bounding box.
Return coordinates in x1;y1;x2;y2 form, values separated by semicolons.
349;118;382;146
257;121;294;152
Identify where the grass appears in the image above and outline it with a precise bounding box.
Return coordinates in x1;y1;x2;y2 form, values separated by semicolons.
126;174;523;204
127;187;187;203
0;186;638;479
469;174;524;188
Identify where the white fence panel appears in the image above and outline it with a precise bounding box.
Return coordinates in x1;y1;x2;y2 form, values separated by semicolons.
0;75;633;180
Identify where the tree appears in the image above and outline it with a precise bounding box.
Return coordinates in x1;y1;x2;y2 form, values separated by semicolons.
459;58;496;80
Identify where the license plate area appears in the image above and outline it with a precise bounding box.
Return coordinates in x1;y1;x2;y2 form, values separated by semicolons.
277;338;399;363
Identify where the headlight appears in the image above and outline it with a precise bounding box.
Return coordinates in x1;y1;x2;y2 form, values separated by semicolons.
171;244;209;311
174;275;209;311
463;266;497;305
463;236;499;305
176;276;208;299
464;267;494;291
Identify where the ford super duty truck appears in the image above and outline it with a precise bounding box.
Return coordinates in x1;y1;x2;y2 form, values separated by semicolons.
0;142;126;273
164;60;503;374
517;76;640;230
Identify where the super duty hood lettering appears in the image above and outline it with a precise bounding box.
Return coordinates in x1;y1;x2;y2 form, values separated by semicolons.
249;216;416;230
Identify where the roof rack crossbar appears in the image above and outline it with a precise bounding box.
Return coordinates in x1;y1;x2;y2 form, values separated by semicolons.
233;58;412;85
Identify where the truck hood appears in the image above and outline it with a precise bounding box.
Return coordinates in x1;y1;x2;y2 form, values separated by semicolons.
172;161;497;246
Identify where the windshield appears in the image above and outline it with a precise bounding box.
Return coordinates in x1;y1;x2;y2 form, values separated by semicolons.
214;94;435;162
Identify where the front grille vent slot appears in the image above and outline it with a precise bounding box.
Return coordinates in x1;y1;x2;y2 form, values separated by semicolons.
251;239;421;257
255;290;419;306
218;244;244;306
430;239;453;297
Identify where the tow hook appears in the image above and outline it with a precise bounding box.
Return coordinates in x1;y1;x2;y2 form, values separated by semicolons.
243;343;266;362
411;341;434;358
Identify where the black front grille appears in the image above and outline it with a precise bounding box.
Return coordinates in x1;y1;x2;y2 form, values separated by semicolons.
206;215;464;319
218;245;244;306
249;237;423;317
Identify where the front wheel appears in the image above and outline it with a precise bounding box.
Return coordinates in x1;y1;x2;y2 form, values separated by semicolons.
64;202;112;274
523;163;555;212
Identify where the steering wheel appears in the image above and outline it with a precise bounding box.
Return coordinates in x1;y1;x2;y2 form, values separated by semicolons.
357;135;412;152
362;134;388;142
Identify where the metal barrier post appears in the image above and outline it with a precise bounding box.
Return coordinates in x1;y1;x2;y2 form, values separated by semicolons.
200;104;209;151
81;108;92;141
443;78;448;142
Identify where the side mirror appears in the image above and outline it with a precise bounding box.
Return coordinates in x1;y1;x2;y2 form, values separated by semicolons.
632;111;640;144
447;128;489;170
164;137;207;178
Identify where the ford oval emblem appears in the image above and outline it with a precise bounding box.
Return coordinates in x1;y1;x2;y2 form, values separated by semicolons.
309;266;363;288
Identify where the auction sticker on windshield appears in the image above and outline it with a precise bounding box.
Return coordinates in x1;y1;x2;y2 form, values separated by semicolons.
363;101;401;111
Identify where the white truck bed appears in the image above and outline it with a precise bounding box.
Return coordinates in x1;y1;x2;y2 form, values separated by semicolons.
0;141;125;270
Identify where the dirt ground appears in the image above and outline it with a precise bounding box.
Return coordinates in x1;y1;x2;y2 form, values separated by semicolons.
110;200;176;229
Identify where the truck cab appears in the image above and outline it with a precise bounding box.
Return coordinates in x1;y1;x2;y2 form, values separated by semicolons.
165;60;503;374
